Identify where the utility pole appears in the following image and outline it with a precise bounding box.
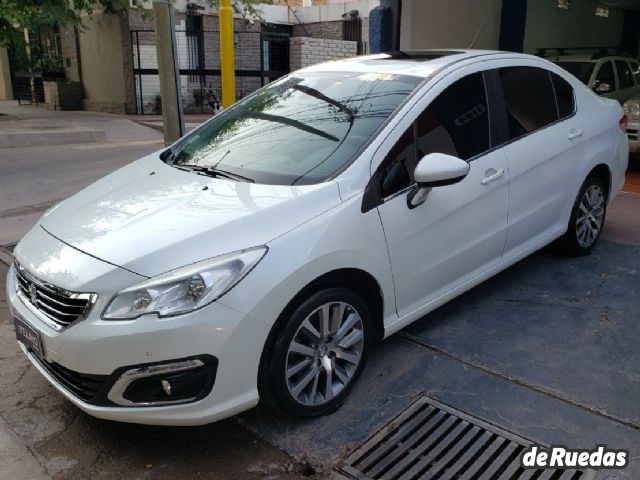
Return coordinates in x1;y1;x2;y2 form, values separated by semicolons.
152;0;184;144
219;0;236;108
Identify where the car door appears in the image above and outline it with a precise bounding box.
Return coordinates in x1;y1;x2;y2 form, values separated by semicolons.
371;67;509;319
486;61;586;258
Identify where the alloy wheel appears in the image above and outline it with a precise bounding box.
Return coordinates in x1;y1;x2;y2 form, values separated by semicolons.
576;184;605;248
285;301;364;406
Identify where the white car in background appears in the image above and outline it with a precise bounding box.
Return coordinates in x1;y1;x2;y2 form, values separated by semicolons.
7;50;628;425
624;98;640;156
540;47;640;104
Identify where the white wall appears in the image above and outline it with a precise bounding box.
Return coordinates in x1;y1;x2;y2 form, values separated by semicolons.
399;0;502;50
257;1;378;24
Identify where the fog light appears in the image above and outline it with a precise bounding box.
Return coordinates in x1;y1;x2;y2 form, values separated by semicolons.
161;379;172;396
106;356;218;406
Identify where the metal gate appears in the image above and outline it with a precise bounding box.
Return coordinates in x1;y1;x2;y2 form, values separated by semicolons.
8;27;65;104
130;28;290;115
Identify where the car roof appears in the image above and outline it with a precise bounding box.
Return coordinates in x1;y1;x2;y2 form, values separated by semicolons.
298;49;512;78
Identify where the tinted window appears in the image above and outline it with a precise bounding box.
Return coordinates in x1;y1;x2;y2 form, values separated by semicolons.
377;73;490;197
498;67;558;139
171;72;421;185
632;62;640;85
554;61;595;85
596;61;615;90
616;60;633;89
551;73;575;119
416;72;490;160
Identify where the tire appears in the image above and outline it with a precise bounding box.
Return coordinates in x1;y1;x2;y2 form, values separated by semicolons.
258;287;373;417
557;175;608;256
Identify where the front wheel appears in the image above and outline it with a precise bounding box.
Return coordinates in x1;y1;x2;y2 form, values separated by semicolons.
259;287;372;417
557;175;607;255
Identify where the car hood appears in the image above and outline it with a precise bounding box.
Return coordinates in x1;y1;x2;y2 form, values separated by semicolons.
40;154;342;278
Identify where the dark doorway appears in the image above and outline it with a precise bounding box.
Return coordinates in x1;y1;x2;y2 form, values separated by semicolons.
621;9;640;58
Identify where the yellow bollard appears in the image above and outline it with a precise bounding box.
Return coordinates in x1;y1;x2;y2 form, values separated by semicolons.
219;0;236;108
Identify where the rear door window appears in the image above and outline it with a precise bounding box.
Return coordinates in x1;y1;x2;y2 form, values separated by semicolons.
498;66;559;140
551;73;575;119
616;60;634;89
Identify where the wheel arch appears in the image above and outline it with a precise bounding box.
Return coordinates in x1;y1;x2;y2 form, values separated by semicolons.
586;163;612;201
269;268;385;345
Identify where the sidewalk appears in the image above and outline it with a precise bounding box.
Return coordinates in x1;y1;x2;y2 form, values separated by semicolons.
0;101;163;146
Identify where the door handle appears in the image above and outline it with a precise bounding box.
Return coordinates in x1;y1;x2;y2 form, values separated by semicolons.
481;168;505;185
568;128;583;140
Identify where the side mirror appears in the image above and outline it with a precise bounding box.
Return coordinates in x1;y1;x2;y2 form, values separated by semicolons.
595;82;613;94
408;153;470;208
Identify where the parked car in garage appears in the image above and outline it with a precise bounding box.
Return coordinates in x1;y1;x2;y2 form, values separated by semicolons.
7;50;629;425
624;98;640;157
539;47;640;104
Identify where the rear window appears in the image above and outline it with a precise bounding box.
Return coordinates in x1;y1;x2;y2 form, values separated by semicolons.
554;61;595;85
498;67;558;140
170;71;422;185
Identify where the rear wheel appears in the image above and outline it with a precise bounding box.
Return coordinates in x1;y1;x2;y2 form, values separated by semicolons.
259;287;372;417
558;175;607;255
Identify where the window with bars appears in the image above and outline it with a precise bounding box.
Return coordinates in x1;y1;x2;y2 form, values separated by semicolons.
186;14;204;81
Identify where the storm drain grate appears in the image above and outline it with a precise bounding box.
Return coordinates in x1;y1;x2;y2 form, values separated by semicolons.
336;396;594;480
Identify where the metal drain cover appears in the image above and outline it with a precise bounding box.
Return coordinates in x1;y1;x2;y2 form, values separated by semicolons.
336;396;595;480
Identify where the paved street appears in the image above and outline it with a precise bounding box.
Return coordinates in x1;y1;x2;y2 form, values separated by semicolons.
1;101;640;479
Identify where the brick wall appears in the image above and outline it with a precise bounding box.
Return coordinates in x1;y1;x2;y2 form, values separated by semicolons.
292;21;343;40
289;37;357;70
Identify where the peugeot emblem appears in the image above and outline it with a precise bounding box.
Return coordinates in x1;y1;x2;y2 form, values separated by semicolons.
28;283;37;305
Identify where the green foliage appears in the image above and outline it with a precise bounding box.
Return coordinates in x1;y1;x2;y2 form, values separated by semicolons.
0;0;268;47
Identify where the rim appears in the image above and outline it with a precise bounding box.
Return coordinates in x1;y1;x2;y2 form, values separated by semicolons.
576;184;605;248
285;301;364;406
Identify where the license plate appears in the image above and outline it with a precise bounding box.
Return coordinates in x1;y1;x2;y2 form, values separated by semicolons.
14;316;43;360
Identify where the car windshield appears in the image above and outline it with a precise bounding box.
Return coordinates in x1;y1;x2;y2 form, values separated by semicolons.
168;71;422;185
554;62;596;85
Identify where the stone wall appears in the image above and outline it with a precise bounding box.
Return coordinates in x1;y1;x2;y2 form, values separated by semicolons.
292;21;343;40
77;12;132;114
290;37;357;70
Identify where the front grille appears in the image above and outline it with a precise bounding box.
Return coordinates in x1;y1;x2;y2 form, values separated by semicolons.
14;262;95;330
628;128;638;140
337;396;594;480
36;356;109;402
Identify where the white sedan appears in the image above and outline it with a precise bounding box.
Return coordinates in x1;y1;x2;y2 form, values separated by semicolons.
7;50;628;425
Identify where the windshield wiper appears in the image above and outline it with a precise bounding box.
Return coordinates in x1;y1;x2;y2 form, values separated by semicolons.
181;164;254;183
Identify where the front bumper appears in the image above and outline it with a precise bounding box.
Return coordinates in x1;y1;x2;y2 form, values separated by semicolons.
628;120;639;154
7;245;270;426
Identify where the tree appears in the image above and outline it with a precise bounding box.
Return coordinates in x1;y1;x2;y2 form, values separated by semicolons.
0;0;267;47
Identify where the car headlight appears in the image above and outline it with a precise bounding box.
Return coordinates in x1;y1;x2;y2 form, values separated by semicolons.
102;247;267;319
624;102;640;120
